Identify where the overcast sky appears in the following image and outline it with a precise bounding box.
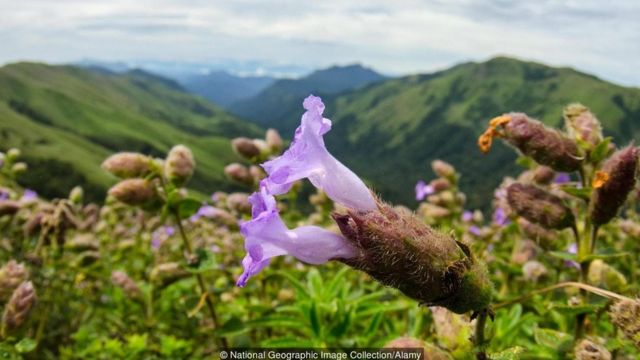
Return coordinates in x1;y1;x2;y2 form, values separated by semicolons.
1;0;638;86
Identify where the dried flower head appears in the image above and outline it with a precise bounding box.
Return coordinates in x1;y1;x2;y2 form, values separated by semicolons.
108;179;157;206
609;298;640;349
574;339;611;360
507;183;575;230
164;145;195;186
589;145;639;226
1;281;36;334
479;113;582;172
0;261;28;301
102;152;152;178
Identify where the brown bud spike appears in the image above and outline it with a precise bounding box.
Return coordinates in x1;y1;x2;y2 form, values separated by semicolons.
609;299;640;349
231;137;261;159
0;260;29;301
102;152;152;178
2;281;36;334
533;166;555;185
431;160;456;178
224;163;254;185
507;183;575;230
589;145;639;226
333;201;493;314
108;179;157;206
164;145;195;186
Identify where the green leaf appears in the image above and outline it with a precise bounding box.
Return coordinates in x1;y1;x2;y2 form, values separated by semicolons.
15;338;37;353
177;198;202;219
247;316;307;330
559;185;591;201
583;252;631;262
215;316;250;336
551;304;602;317
548;251;577;262
490;346;525;360
533;328;572;352
270;272;310;299
184;248;218;274
308;301;322;337
589;137;613;164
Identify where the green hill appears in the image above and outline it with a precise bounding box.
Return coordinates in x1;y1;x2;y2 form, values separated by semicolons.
251;57;640;209
0;62;262;202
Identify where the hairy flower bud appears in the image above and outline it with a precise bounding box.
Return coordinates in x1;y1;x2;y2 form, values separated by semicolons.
111;271;142;299
430;178;451;192
333;202;493;314
587;259;627;293
533;166;555;185
507;183;575;229
574;339;611;360
226;192;252;214
479;113;581;172
232;137;261;159
0;261;28;301
102;152;152;178
609;299;640;349
522;260;548;282
108;179;157;206
6;148;20;161
11;162;27;174
620;219;640;239
430;306;472;353
164;145;195;186
432;160;456;178
1;281;36;334
563;103;603;146
0;200;21;216
589;145;639;226
224;163;254;185
265;128;283;153
249;165;265;183
517;218;555;249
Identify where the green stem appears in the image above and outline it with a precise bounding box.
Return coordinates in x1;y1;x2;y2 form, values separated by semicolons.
474;310;489;360
173;211;228;349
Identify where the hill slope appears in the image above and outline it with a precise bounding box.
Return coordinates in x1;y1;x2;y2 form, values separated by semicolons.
181;71;275;107
324;57;640;208
0;62;261;201
230;64;386;133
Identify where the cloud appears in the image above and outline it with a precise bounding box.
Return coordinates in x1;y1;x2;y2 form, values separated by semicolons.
0;0;638;85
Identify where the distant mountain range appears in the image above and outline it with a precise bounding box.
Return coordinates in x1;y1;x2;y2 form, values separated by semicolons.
0;62;261;202
229;64;387;135
180;71;276;107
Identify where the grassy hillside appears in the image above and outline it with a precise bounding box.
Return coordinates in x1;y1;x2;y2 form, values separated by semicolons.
0;62;262;202
324;57;640;208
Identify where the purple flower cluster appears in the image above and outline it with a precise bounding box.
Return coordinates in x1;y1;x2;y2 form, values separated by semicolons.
237;95;376;287
415;180;435;201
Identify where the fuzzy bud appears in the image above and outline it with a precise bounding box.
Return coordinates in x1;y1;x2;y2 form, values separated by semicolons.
431;160;456;178
6;148;20;161
69;186;84;204
102;152;152;178
533;166;555;185
224;163;254;185
587;259;627;293
589;145;639;226
249;165;265;183
517;218;555;250
522;260;548;282
2;281;36;334
0;261;28;301
164;145;195;186
430;306;472;353
563;103;603;146
480;113;581;172
620;219;640;239
232;137;261;159
507;183;574;229
0;200;21;216
265;128;283;153
430;178;451;192
574;339;611;360
609;299;640;349
111;271;142;299
108;179;157;206
333;201;493;314
226;192;252;214
11;162;27;174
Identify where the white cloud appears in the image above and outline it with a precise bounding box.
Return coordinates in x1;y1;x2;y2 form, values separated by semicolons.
0;0;638;85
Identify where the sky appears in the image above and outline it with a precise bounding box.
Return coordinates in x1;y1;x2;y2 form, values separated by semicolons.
0;0;639;86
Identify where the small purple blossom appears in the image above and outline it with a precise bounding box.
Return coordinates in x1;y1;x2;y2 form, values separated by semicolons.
564;243;580;269
415;180;435;201
236;186;356;287
469;225;482;236
164;226;175;237
260;95;376;212
190;205;223;222
554;173;571;184
0;190;9;201
462;210;474;223
151;226;174;250
21;189;37;202
492;208;509;227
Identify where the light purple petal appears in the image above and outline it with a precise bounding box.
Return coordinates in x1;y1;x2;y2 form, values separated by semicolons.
415;180;434;201
164;226;175;236
0;190;8;201
492;208;509;227
469;225;482;236
21;189;37;202
462;210;474;223
261;95;376;212
564;243;580;269
236;187;356;287
554;173;571;184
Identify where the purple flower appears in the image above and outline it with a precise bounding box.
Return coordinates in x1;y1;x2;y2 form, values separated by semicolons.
415;180;435;201
462;210;474;223
164;226;175;237
492;208;509;227
260;95;376;212
554;173;571;184
151;226;174;250
190;205;223;222
237;186;356;287
469;225;482;236
20;189;37;202
564;243;580;269
0;190;9;201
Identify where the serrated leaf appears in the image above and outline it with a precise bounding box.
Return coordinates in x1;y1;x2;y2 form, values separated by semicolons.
14;338;37;353
533;328;572;352
490;346;525;360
